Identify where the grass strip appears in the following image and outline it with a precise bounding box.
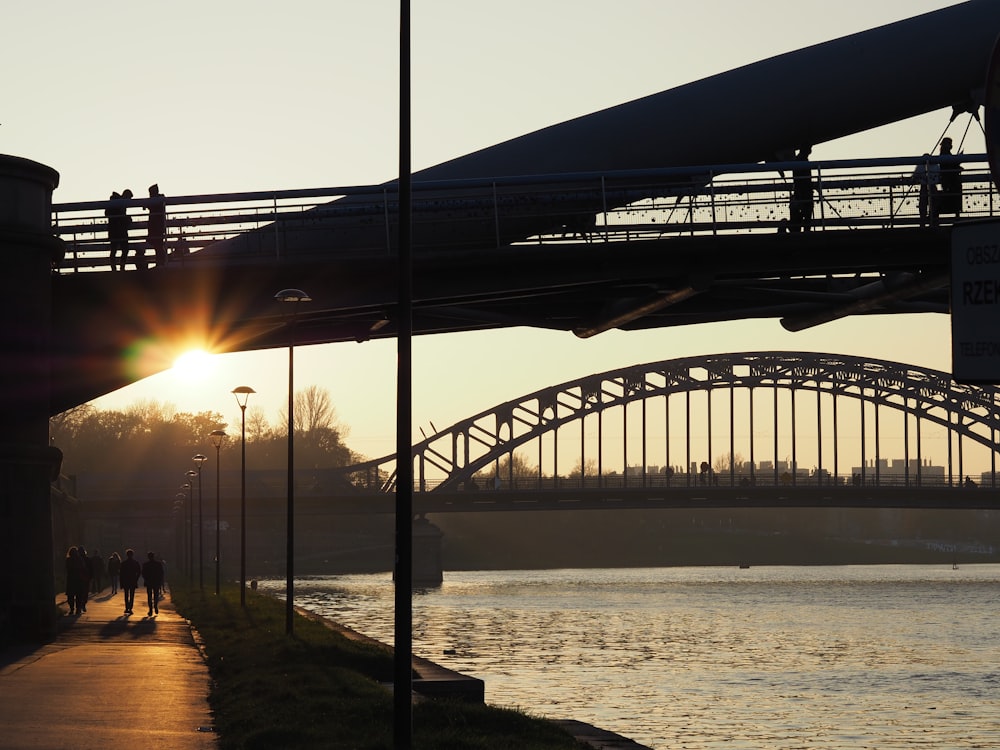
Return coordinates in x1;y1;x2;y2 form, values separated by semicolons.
172;585;591;749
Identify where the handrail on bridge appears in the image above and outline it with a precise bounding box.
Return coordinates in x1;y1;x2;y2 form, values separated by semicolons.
50;154;995;273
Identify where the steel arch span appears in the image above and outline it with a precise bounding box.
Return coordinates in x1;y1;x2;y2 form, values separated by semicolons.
345;352;1000;493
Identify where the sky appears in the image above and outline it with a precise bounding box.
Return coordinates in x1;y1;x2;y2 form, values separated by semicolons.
3;1;988;462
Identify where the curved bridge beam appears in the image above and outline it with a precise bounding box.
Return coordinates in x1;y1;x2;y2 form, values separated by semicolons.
212;1;1000;259
347;351;1000;491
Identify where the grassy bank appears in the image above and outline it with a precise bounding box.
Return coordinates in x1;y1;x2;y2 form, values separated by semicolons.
172;586;590;749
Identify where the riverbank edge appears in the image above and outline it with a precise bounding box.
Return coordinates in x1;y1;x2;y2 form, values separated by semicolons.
293;604;653;750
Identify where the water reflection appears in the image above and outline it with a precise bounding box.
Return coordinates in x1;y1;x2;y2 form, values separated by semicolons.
269;566;1000;749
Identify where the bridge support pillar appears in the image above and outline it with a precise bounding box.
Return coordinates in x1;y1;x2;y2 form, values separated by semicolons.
0;155;63;644
413;516;443;587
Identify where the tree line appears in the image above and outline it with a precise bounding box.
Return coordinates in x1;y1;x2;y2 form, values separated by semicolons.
49;385;362;478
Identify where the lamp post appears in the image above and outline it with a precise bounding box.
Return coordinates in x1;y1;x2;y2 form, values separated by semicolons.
188;463;202;588
275;288;311;635
180;482;194;584
210;429;227;595
172;498;184;580
232;386;255;606
175;491;190;584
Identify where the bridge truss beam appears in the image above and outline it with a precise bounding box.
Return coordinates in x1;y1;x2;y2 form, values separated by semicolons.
345;352;1000;496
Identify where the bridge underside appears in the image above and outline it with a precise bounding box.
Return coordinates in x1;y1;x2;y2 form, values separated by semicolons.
50;227;950;413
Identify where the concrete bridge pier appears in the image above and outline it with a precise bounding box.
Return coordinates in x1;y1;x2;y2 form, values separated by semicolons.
0;155;63;643
413;516;443;587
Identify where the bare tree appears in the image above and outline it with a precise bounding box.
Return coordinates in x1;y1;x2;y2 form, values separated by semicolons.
567;458;599;478
245;405;272;443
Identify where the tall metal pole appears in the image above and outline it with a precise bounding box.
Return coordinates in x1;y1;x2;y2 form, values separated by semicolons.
233;387;254;607
287;331;294;631
394;0;414;745
210;430;226;596
181;482;194;582
193;456;207;587
275;289;311;636
177;491;191;584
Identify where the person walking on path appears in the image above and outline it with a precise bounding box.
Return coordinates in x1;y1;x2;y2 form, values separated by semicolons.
141;551;165;616
89;548;104;594
77;548;92;611
119;548;141;615
107;551;122;595
64;546;89;616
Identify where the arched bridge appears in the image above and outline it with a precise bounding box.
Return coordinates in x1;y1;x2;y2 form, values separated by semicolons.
335;351;1000;513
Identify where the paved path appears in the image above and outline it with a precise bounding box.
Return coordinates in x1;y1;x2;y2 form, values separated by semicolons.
0;588;215;750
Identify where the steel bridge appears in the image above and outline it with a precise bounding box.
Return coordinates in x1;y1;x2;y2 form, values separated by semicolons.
317;351;1000;514
43;0;1000;413
51;155;993;272
47;155;993;413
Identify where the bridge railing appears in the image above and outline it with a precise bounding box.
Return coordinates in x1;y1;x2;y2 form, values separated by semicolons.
50;155;996;273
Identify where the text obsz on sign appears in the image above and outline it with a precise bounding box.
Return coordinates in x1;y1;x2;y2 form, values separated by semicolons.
951;221;1000;382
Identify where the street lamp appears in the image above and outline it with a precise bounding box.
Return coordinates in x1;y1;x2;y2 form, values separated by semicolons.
180;482;194;584
188;463;202;588
275;287;311;635
233;386;255;606
175;491;190;584
210;429;227;595
172;498;184;582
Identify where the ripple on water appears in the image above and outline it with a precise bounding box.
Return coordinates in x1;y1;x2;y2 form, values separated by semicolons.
270;565;1000;749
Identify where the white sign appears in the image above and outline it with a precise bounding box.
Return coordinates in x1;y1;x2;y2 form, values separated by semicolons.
952;220;1000;382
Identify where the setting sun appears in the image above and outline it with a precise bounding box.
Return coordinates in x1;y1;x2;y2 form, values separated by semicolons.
172;349;216;382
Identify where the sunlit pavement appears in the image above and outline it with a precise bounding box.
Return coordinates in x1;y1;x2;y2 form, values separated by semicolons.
0;588;216;749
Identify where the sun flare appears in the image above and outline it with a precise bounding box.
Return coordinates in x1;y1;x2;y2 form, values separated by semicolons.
172;349;216;382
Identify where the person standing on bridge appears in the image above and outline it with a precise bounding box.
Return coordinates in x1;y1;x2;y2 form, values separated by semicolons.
106;191;126;271
932;137;962;225
788;146;813;232
145;183;167;268
911;153;938;227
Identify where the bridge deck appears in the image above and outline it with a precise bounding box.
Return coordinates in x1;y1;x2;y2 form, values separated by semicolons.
46;157;992;413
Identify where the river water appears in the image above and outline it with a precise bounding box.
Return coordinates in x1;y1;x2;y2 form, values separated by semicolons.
260;565;1000;749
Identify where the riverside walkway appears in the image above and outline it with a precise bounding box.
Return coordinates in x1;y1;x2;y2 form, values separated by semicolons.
0;590;648;750
0;589;215;750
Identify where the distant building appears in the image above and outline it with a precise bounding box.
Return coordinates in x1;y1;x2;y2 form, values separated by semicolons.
849;458;945;485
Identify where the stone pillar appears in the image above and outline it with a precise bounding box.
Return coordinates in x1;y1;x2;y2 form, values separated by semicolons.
412;516;443;587
0;155;62;643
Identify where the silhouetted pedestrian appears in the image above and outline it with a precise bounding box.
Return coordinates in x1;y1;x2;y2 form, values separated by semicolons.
89;548;104;594
789;146;813;232
106;190;134;270
911;153;938;227
119;548;141;615
76;548;92;612
65;546;89;616
145;183;167;267
141;551;165;616
933;137;963;223
107;551;121;595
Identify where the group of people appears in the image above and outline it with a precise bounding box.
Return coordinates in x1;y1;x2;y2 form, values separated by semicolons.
105;184;167;271
65;546;166;617
912;137;964;227
783;136;963;233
